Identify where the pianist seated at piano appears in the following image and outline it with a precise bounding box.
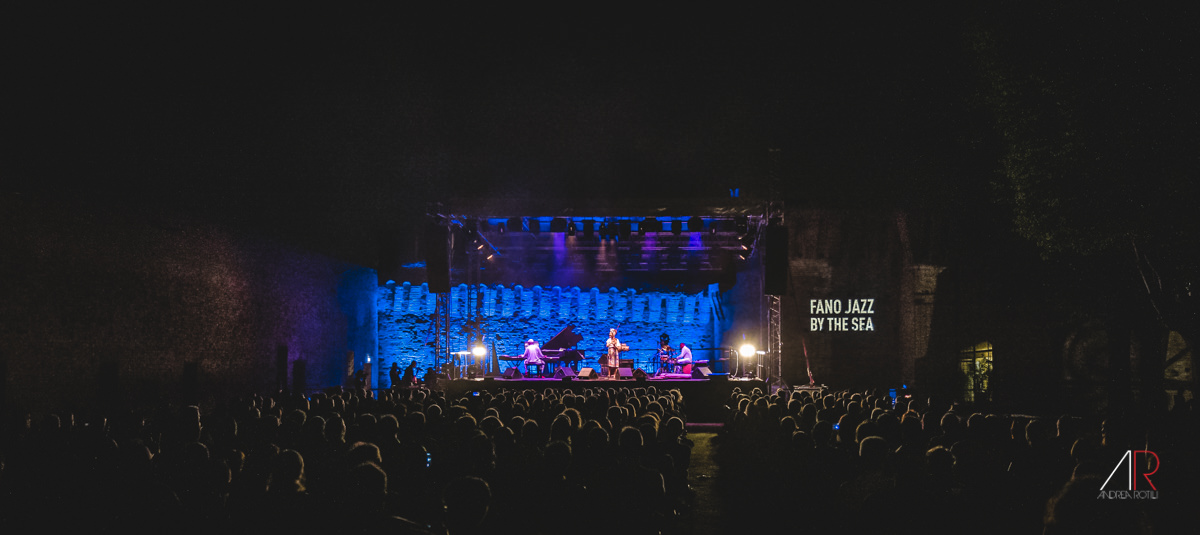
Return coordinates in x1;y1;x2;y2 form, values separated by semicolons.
674;342;693;374
523;339;546;377
497;325;586;375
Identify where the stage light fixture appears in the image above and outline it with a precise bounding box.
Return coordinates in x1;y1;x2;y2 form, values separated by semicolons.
472;345;487;358
740;344;756;358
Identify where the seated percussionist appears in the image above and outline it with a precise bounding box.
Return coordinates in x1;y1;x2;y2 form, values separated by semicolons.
657;342;673;375
523;338;545;377
674;342;693;373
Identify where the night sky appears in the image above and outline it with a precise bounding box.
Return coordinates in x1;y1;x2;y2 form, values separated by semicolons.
8;3;1197;268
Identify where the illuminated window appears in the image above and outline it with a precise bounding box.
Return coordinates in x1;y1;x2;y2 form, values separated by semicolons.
959;342;993;403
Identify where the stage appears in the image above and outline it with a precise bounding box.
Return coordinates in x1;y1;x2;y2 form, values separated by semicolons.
439;375;767;422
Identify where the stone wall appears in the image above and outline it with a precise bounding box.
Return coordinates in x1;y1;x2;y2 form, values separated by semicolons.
0;194;376;415
376;282;717;380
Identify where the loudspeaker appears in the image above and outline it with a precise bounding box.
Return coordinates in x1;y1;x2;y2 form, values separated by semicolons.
554;367;576;379
578;368;597;379
764;223;788;295
503;368;522;379
276;345;288;392
424;222;451;293
293;360;307;393
692;366;712;378
632;369;648;381
182;361;199;404
618;368;633;380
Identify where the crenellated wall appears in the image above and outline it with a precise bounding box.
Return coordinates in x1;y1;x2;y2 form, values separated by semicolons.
375;282;720;381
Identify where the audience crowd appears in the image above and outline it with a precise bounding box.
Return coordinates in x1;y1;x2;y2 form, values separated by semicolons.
715;387;1196;534
1;381;1194;534
0;385;693;534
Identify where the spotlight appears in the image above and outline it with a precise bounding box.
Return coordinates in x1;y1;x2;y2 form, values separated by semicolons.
739;344;756;358
472;345;486;358
740;233;755;249
567;222;577;236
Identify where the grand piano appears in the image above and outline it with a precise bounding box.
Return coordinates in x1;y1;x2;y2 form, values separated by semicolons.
499;324;586;374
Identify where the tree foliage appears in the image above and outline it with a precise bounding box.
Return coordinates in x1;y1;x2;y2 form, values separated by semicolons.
970;3;1199;341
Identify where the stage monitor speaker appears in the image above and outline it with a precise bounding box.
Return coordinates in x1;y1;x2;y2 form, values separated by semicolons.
554;367;576;379
764;223;788;295
632;368;648;381
503;368;522;379
618;368;633;380
692;366;712;378
578;368;597;379
424;223;451;293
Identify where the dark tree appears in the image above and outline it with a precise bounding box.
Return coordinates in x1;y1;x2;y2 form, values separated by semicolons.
969;2;1199;409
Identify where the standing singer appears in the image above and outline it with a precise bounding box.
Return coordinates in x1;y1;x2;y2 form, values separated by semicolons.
605;328;627;379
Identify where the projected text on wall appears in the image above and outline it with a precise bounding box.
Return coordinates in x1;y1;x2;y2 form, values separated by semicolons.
809;298;876;332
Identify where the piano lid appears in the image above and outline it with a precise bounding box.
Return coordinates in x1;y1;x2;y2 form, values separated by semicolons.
543;324;583;351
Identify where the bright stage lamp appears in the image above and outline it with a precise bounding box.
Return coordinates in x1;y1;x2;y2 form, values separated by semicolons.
472;346;487;358
739;344;756;358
